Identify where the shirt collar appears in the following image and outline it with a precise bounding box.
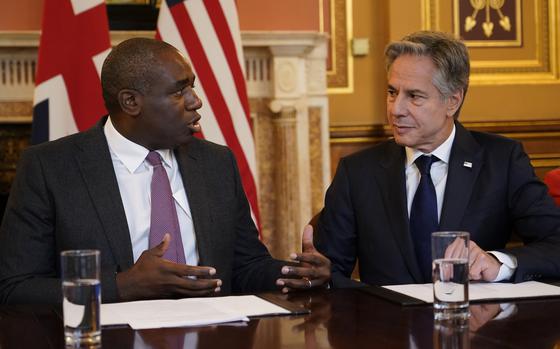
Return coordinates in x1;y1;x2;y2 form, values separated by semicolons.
104;116;173;173
405;124;456;168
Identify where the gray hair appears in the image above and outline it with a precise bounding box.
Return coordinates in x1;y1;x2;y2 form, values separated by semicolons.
101;38;178;112
385;31;470;104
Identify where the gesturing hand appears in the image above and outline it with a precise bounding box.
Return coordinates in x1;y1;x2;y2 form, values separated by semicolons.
276;225;331;293
116;234;222;301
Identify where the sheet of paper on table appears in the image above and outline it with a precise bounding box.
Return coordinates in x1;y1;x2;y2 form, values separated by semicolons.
101;295;290;329
382;281;560;303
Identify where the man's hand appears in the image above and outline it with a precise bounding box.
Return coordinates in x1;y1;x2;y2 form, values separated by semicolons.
469;303;501;332
468;240;501;281
276;225;331;293
116;234;222;301
286;292;332;333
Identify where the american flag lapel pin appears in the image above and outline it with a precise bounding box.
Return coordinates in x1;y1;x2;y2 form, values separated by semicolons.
463;161;472;168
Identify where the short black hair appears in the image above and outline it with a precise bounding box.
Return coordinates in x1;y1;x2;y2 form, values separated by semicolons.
101;38;178;112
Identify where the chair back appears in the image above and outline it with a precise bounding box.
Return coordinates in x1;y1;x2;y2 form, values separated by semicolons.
544;168;560;206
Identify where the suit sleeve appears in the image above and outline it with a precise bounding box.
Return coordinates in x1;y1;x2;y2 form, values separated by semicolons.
504;141;560;282
0;148;61;304
227;150;285;293
316;159;364;288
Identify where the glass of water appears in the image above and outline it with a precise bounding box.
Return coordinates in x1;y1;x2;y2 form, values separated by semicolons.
433;321;470;349
431;231;470;321
61;250;101;347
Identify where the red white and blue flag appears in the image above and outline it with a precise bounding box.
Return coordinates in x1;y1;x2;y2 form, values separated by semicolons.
156;0;261;228
32;0;111;144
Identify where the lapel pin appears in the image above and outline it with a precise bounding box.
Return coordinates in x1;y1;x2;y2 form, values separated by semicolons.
463;161;472;168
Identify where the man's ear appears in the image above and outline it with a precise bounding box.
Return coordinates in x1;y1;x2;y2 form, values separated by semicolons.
117;89;142;116
446;89;464;117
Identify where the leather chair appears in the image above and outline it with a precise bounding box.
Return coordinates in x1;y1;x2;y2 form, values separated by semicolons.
544;168;560;206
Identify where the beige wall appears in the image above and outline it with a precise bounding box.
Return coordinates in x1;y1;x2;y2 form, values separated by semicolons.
328;0;389;126
0;0;43;30
238;0;320;31
0;0;320;31
2;0;558;124
329;0;560;127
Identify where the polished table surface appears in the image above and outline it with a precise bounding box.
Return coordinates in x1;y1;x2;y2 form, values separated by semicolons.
1;287;560;349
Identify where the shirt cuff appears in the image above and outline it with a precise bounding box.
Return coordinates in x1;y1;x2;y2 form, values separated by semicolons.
494;303;517;320
488;251;518;282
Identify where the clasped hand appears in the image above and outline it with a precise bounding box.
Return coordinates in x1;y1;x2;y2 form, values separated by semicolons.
275;225;331;293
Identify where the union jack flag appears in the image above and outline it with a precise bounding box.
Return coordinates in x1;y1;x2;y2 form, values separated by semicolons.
156;0;261;228
32;0;111;144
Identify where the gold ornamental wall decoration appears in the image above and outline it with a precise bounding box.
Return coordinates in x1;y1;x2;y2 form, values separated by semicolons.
453;0;522;47
464;0;511;37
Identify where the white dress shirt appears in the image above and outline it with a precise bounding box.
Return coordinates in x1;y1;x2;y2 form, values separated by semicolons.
104;117;199;265
404;125;516;281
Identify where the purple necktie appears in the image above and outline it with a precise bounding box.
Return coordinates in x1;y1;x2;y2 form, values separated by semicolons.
146;151;186;264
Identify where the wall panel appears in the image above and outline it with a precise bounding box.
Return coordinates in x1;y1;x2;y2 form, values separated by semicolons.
330;121;560;181
328;0;560;184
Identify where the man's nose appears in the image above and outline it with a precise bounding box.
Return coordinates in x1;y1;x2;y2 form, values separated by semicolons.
186;90;202;110
389;94;406;117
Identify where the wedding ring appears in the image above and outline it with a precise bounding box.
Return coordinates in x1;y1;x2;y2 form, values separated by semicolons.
305;278;312;288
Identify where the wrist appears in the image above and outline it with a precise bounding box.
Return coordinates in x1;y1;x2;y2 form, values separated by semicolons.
116;270;135;301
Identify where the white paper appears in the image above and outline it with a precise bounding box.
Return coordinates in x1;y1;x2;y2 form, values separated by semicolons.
62;298;85;327
382;281;560;303
101;295;289;329
433;281;465;302
198;295;290;317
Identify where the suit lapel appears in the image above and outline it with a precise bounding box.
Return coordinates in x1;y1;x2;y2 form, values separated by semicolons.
378;143;424;283
175;140;213;266
73;118;134;270
439;122;484;230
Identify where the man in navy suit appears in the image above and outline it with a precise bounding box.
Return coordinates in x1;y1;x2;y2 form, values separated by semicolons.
316;31;560;287
0;38;330;304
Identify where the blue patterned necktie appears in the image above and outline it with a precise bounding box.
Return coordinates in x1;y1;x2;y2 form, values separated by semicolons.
146;151;186;264
409;155;439;282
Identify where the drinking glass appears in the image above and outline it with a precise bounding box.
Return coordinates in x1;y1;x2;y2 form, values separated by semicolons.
432;231;470;321
61;250;101;347
433;321;470;349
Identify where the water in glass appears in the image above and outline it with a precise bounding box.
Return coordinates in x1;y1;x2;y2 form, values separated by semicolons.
63;279;101;346
433;258;469;320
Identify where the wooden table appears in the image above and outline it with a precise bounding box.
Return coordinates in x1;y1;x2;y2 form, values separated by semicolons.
1;287;560;348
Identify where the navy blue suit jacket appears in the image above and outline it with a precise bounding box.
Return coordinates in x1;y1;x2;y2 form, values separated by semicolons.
316;122;560;287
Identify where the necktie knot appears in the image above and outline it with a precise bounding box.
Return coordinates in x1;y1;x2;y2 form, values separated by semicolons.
415;155;439;175
146;151;163;167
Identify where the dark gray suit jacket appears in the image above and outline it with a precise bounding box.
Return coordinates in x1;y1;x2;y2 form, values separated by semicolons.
0;118;284;304
316;122;560;287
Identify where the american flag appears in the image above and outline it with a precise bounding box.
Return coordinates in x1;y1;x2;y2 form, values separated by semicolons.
32;0;111;144
156;0;261;228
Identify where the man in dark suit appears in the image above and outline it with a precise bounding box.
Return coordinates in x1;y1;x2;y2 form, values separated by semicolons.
0;38;330;304
316;31;560;287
